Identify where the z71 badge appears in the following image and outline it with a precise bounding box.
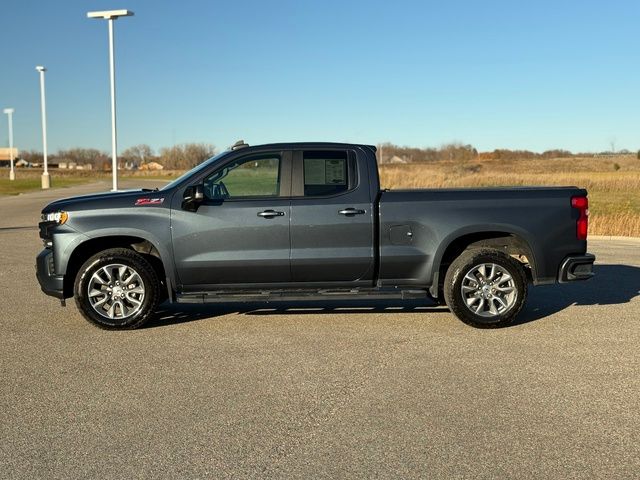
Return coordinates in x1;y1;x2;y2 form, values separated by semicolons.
135;198;164;206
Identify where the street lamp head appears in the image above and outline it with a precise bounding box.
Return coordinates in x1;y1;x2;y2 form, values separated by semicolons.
3;108;14;114
87;9;134;19
36;66;46;72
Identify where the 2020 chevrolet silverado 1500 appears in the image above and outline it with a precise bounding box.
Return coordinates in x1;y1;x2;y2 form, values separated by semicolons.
36;141;595;329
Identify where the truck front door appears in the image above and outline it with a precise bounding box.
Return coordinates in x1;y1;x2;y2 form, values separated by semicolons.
171;151;292;288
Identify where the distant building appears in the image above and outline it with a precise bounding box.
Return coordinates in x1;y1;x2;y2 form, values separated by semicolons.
0;147;19;161
0;147;19;166
389;155;408;164
139;161;164;171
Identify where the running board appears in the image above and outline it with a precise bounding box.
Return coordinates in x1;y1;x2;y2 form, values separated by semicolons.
176;288;429;304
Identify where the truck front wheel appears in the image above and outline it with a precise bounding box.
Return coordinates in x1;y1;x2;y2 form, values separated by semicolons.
74;248;161;329
444;248;527;328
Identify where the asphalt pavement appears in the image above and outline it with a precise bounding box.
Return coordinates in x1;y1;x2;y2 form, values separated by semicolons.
1;180;638;479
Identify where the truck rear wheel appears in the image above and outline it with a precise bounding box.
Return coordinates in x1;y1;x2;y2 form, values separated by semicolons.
444;248;527;328
74;248;161;329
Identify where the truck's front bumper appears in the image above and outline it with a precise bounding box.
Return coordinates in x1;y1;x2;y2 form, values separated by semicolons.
36;249;65;299
558;253;595;283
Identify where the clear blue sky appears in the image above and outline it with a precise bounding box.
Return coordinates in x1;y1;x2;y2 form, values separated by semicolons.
1;0;639;154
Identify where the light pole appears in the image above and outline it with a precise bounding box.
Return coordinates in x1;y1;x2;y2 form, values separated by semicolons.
36;66;50;189
3;108;15;181
87;9;134;191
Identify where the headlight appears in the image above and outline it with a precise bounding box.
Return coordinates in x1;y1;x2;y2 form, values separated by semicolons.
41;211;69;225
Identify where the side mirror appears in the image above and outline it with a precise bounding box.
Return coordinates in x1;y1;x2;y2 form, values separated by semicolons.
182;184;204;212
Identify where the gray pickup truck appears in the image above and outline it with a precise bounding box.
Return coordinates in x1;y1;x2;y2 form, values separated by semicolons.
37;141;595;329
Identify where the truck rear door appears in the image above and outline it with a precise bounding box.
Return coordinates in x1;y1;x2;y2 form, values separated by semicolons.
289;149;375;284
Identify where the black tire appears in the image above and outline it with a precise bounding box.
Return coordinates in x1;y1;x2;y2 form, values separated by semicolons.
443;248;527;328
74;248;161;329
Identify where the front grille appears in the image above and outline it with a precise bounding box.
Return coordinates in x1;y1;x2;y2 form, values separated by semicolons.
38;221;52;241
47;253;55;275
38;221;55;249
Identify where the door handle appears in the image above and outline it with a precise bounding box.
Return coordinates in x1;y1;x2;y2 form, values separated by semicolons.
338;208;366;216
258;210;285;218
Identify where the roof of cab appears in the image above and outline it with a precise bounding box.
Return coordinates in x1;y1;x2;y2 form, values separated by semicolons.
227;141;377;152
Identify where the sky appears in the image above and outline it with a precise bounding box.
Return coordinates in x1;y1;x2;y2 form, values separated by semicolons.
1;0;639;154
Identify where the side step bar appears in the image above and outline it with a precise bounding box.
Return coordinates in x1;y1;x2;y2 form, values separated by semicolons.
176;288;429;304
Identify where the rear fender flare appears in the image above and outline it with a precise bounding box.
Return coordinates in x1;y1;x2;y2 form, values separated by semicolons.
430;224;540;295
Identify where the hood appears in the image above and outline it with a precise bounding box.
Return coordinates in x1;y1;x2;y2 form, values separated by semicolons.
41;189;167;213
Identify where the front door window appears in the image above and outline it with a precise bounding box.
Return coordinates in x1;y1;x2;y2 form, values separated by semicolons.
204;155;281;200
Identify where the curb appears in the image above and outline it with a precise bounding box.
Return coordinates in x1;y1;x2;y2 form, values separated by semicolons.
590;235;640;243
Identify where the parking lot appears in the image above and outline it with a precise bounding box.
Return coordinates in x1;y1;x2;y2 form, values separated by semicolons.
1;182;639;479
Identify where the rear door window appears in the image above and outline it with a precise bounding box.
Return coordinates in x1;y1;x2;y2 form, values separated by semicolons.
303;151;350;196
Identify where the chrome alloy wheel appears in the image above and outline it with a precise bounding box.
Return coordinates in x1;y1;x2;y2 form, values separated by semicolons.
460;263;517;318
87;263;145;320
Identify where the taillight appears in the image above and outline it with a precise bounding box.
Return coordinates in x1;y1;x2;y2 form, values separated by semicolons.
571;196;589;240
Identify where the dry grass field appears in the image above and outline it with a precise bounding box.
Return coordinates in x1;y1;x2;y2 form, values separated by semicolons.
380;155;640;237
2;154;639;236
0;168;178;195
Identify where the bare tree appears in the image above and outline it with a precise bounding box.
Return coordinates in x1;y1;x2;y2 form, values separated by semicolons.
158;143;216;169
20;150;44;164
57;148;110;169
375;142;479;163
121;144;155;167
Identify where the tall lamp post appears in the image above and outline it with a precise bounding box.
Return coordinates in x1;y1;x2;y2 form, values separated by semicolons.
87;9;134;191
36;66;50;189
3;108;15;181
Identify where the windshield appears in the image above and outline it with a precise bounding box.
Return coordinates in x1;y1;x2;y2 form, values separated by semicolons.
160;151;231;191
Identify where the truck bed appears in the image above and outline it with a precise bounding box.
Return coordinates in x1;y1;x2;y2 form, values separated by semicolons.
378;186;587;286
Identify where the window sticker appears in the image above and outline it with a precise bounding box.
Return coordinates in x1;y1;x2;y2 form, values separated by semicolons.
325;159;346;184
304;158;327;185
304;158;346;185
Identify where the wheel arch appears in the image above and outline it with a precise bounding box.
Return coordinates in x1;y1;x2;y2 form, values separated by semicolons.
62;233;171;298
429;227;538;299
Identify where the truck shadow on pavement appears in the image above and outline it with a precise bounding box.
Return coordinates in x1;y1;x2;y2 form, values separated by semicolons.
516;263;640;325
147;264;639;329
